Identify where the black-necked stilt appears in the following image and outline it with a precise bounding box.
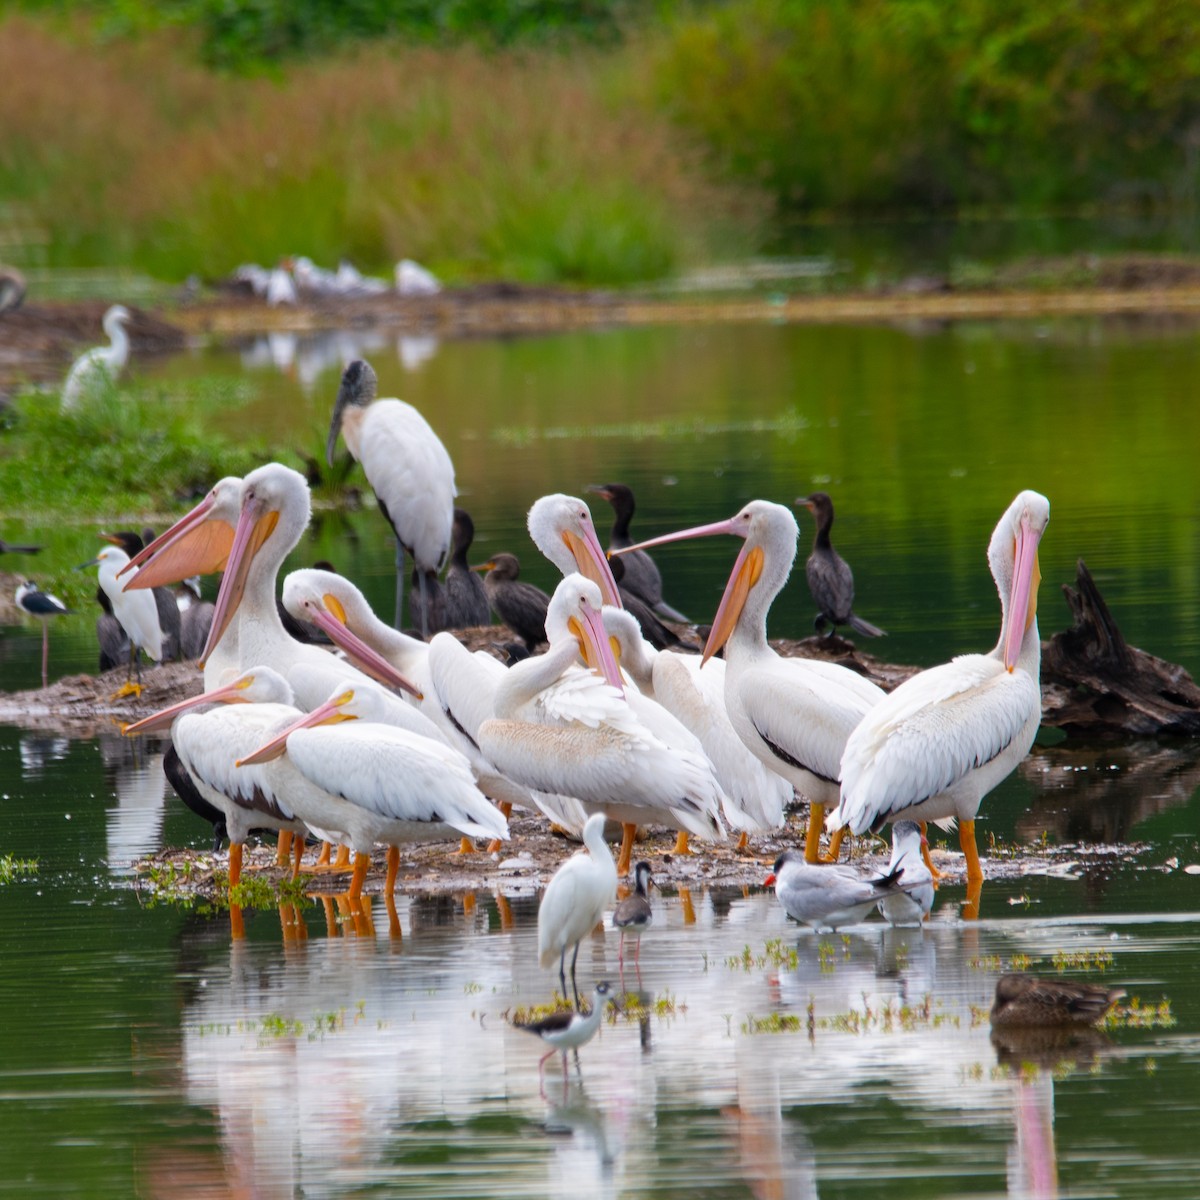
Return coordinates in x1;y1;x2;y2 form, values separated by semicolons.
537;813;617;1010
516;981;613;1090
765;851;926;933
613;860;653;989
15;580;71;689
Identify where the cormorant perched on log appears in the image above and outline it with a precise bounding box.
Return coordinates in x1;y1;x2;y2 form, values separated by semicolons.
474;552;550;651
588;482;688;622
796;492;886;638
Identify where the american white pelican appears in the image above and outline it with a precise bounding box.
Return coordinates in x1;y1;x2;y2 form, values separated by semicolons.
600;607;790;847
616;499;884;863
515;981;613;1091
473;553;550;651
326;359;456;634
831;489;1050;919
122;667;311;897
394;258;441;295
537;813;617;1008
478;574;725;874
61;304;131;409
876;820;934;927
797;492;886;638
124;464;428;728
79;545;163;697
117;475;244;685
526;493;623;608
265;266;296;307
588;482;688;621
612;860;654;989
15;580;71;689
764;851;919;932
237;681;508;904
280;567;535;847
989;974;1124;1029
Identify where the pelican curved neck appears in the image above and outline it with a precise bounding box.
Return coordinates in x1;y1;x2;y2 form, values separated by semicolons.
728;532;793;659
491;638;582;719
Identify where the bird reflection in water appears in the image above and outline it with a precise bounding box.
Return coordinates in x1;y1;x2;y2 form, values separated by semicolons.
543;1078;622;1200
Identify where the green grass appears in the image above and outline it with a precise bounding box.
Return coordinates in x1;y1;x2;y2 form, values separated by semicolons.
0;377;285;515
0;16;760;285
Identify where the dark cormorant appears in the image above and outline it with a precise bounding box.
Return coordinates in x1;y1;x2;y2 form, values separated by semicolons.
796;493;886;638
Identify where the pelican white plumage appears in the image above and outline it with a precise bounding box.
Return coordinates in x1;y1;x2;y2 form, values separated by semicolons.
80;545;163;697
326;359;456;634
122;465;429;734
600;607;790;847
281;567;538;846
238;681;508;904
830;489;1049;918
478;574;725;875
116;475;243;685
616;500;884;863
526;493;623;609
537;813;617;1009
61;304;131;409
394;258;441;295
876;820;935;927
121;667;310;898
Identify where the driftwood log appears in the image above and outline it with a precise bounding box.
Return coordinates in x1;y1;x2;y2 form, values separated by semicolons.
1040;559;1200;736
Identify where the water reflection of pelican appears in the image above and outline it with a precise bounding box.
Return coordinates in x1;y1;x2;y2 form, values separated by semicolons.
729;1044;820;1200
18;732;70;777
98;728;170;869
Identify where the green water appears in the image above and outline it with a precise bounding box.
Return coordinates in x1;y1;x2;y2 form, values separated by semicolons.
5;315;1200;687
2;315;1200;1196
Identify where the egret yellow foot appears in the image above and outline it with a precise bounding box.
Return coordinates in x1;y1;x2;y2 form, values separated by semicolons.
111;681;142;700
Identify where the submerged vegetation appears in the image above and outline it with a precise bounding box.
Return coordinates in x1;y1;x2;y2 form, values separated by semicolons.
3;2;1199;285
0;854;37;884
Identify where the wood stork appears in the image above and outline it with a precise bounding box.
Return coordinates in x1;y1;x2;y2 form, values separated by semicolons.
326;359;456;635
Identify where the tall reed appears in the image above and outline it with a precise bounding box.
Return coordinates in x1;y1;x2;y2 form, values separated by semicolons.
0;17;762;283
